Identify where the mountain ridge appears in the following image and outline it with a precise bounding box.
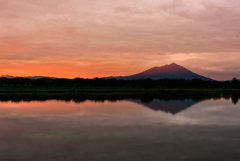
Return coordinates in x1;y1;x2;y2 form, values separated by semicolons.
105;63;214;81
0;75;56;79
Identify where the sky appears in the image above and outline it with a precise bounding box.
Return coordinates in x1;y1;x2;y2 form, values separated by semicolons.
0;0;240;80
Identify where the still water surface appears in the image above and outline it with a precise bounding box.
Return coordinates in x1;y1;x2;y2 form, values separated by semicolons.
0;93;240;161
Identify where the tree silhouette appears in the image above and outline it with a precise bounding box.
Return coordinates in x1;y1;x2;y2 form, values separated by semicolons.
232;77;239;89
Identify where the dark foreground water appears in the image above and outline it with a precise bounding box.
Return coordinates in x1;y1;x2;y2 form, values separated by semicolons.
0;93;240;161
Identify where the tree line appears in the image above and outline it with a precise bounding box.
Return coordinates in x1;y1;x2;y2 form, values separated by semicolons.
0;77;239;89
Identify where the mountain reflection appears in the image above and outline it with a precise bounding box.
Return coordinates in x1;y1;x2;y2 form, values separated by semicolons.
0;93;239;114
128;99;201;115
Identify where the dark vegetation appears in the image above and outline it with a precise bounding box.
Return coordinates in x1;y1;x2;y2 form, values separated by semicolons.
0;92;239;104
0;77;239;91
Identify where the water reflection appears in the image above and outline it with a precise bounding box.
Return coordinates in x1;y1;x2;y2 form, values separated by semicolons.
0;93;240;161
0;93;239;115
129;99;201;114
231;93;239;104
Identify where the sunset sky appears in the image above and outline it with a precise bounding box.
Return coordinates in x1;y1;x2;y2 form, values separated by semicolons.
0;0;240;80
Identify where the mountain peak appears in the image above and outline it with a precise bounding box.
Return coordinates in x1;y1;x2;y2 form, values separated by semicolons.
169;62;178;66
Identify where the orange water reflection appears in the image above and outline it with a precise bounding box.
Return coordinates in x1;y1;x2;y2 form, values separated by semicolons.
0;100;137;114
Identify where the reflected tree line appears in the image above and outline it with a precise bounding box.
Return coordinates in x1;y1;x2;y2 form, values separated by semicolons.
0;77;240;89
0;92;239;105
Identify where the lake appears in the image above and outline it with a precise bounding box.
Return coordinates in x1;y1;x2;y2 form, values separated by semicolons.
0;93;239;161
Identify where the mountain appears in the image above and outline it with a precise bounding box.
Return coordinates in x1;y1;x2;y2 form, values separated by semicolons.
25;76;56;79
0;75;56;79
0;75;15;79
105;63;213;81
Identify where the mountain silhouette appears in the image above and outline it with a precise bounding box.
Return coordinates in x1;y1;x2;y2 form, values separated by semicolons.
128;99;201;115
0;75;56;79
105;63;213;81
0;75;15;79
